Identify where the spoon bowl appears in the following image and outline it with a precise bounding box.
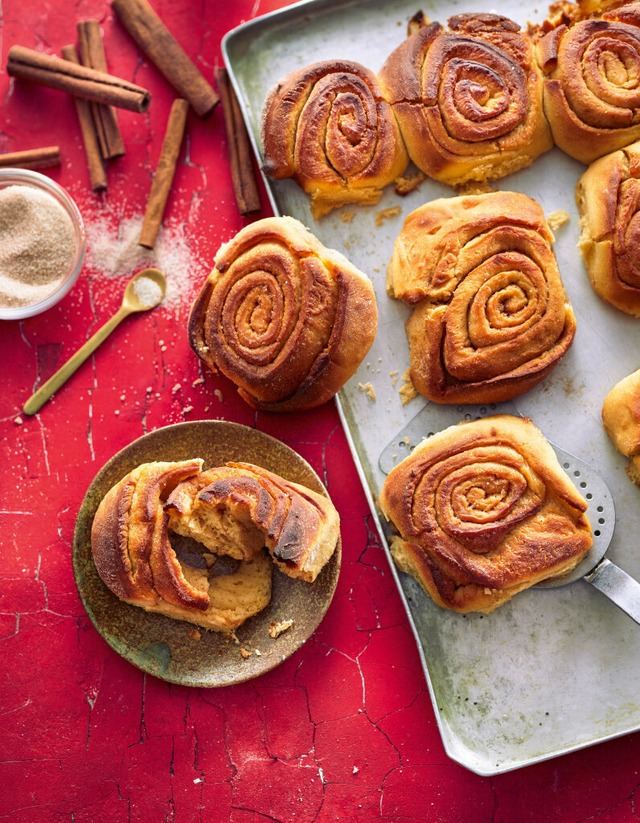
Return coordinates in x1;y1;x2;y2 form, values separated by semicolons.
23;268;167;415
124;267;167;312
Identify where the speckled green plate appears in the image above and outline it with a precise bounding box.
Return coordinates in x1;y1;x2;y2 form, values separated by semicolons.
72;420;342;687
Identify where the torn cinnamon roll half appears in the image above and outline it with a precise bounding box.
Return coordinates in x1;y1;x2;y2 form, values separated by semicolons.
91;460;273;632
165;461;340;583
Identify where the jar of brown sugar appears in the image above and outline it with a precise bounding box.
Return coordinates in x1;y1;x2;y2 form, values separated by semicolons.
0;168;85;320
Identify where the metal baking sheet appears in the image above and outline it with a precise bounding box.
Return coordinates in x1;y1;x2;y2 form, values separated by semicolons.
222;0;640;775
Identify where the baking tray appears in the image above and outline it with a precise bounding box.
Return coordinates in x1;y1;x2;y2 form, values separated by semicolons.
222;0;640;775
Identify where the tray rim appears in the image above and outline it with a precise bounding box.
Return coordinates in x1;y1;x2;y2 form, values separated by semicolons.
221;0;640;775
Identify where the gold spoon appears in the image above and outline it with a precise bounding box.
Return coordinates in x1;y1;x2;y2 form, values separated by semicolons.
23;268;166;416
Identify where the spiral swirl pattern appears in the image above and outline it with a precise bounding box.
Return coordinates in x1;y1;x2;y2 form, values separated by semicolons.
538;4;640;163
387;191;576;404
166;461;341;583
91;459;275;632
188;216;377;412
378;415;592;613
576;138;640;314
261;60;408;217
378;14;552;185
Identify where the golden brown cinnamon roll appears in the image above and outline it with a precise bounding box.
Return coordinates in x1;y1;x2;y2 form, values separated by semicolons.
91;460;273;632
261;59;408;218
576;139;640;314
378;415;592;614
165;462;341;583
387;191;576;404
537;4;640;164
602;368;640;485
189;216;378;412
377;13;552;186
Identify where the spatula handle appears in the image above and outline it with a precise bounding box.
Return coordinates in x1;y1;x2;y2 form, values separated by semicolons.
23;307;130;416
585;558;640;625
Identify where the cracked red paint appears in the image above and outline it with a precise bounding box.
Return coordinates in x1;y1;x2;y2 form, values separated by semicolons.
2;1;640;821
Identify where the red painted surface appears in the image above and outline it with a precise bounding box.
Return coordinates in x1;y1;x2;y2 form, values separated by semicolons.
1;1;639;821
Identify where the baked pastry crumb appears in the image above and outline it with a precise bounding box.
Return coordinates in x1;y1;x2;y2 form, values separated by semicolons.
358;382;377;401
547;209;570;231
375;206;402;226
394;170;426;195
399;370;417;405
268;618;294;638
240;646;262;659
454;180;495;196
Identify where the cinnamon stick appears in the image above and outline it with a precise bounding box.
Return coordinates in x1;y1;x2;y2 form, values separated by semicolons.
77;20;125;160
139;98;189;249
0;146;61;170
7;44;151;113
112;0;218;117
216;68;261;215
61;45;107;191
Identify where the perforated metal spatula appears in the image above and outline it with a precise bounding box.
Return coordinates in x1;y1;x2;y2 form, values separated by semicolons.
378;401;640;625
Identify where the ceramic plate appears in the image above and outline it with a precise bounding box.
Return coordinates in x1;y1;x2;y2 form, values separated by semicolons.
73;420;341;687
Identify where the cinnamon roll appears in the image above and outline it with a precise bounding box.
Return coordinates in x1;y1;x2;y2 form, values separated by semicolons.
378;415;592;614
378;13;553;186
91;460;273;632
261;59;409;218
537;3;640;164
189;216;378;412
387;191;576;404
165;461;341;583
576;138;640;314
602;368;640;485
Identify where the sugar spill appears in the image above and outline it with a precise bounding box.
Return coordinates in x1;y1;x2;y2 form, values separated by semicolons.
84;214;208;310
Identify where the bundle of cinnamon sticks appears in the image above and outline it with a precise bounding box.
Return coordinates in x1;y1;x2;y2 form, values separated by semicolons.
4;0;262;244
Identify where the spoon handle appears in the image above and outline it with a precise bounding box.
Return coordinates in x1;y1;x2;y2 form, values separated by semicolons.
23;306;131;415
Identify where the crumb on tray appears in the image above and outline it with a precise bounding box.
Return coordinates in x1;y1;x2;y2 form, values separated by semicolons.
399;369;418;405
547;210;570;232
394;169;426;195
375;206;402;226
358;381;377;401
